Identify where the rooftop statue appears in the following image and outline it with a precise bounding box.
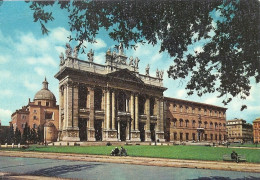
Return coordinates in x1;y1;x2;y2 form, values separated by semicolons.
112;50;117;61
118;42;124;55
134;57;140;69
59;52;64;65
87;49;94;62
145;64;150;76
129;56;134;67
156;68;160;78
159;70;164;79
65;43;72;57
73;46;79;58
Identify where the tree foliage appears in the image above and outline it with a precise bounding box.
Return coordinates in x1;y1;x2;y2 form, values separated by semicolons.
26;0;259;109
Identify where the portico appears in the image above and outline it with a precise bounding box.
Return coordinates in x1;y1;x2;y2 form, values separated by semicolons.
55;44;167;142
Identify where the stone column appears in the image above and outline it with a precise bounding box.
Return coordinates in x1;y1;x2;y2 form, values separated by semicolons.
118;119;121;141
131;94;140;141
130;94;134;131
145;96;151;141
62;82;80;142
135;94;139;130
58;85;64;141
63;84;67;130
112;90;116;130
87;87;95;141
106;89;111;130
156;97;165;142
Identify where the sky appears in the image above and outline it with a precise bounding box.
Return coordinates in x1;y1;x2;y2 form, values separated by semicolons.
0;1;259;126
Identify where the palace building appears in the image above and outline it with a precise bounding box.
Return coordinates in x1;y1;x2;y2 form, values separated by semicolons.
253;117;260;143
55;43;227;143
10;78;59;142
227;118;253;143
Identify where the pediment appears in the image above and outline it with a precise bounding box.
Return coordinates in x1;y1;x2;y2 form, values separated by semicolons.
107;69;144;84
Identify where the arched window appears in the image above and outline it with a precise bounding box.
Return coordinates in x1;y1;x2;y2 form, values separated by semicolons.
185;120;189;127
204;109;207;115
179;119;183;127
215;122;218;129
180;105;183;112
192;120;196;128
204;121;208;128
186;106;189;113
173;118;177;127
173;104;177;111
210;122;213;128
198;121;202;128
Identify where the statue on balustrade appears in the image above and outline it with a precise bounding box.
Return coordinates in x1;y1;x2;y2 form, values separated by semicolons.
65;43;72;57
87;49;94;62
156;68;160;78
129;56;134;67
134;57;140;69
59;52;64;65
73;46;79;58
145;64;150;76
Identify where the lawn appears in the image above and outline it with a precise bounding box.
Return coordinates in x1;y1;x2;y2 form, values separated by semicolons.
2;145;260;163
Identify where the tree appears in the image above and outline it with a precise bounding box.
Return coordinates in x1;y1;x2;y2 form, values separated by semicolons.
22;123;30;144
14;127;21;144
37;125;44;144
26;0;259;109
8;124;15;144
30;128;37;144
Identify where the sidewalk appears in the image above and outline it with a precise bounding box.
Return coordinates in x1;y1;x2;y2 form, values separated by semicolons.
0;151;260;173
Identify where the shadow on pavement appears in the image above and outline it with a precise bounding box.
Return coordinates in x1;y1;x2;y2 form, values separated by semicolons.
27;163;102;177
189;176;259;180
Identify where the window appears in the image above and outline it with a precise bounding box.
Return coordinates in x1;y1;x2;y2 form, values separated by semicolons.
22;123;26;128
180;133;183;141
22;115;26;120
192;108;195;114
210;134;213;141
33;116;37;120
198;121;202;128
210;122;213;128
33;124;37;129
204;109;207;115
46;102;49;106
180;106;183;112
174;133;177;140
45;112;54;120
173;119;176;127
33;110;37;114
215;134;218;140
186;133;189;141
192;120;196;128
179;119;183;127
185;120;189;127
38;102;41;106
173;104;177;111
192;133;196;141
215;123;218;129
186;106;189;113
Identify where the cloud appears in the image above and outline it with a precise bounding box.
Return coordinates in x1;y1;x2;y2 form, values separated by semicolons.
55;46;66;55
93;38;107;49
23;80;39;92
176;89;186;98
0;108;12;125
26;55;57;67
204;97;218;104
49;27;70;43
0;70;11;81
95;52;106;64
0;55;10;64
194;46;204;53
151;53;163;63
34;67;46;76
0;89;13;97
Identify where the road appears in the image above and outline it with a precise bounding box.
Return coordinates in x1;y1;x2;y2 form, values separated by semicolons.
0;156;260;180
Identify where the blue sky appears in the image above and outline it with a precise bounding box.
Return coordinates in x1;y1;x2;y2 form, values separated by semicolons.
0;1;259;125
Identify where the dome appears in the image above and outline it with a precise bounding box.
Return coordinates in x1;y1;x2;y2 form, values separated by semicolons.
34;77;56;101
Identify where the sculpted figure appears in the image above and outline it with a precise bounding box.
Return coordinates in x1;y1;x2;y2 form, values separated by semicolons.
73;46;79;58
145;64;150;76
129;56;134;67
87;49;94;62
135;57;140;69
112;50;117;62
59;52;64;65
160;70;164;79
65;43;72;57
118;42;124;55
156;68;160;78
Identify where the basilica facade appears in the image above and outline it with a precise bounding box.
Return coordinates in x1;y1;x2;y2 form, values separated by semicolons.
55;44;227;143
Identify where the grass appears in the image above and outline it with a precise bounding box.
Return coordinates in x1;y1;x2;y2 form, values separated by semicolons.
2;145;260;163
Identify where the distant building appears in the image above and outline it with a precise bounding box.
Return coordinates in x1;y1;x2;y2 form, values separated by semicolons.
165;97;227;142
10;78;59;143
227;119;253;143
253;117;260;143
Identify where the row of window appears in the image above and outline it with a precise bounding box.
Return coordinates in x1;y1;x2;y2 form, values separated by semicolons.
21;123;37;129
171;104;225;118
172;119;226;129
37;101;50;106
173;132;223;141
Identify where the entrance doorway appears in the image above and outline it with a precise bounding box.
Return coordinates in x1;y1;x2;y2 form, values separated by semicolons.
94;120;102;141
139;123;145;142
150;123;155;142
120;120;127;141
78;118;87;141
